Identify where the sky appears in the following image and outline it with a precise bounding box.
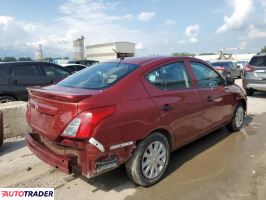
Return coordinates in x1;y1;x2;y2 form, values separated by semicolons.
0;0;265;58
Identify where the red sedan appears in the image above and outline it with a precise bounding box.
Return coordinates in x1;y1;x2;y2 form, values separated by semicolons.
25;56;247;187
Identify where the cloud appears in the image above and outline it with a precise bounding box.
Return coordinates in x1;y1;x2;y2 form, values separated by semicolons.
138;12;156;22
217;0;253;33
0;16;14;25
136;42;144;49
164;19;176;26
178;24;200;43
239;41;247;49
248;25;266;38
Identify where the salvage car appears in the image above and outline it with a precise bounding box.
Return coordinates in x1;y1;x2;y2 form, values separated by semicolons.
243;53;266;96
25;56;247;187
0;62;71;103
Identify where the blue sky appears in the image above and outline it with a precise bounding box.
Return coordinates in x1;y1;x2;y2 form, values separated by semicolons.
0;0;265;58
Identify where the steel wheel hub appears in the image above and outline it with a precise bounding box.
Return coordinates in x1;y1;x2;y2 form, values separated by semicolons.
141;141;167;180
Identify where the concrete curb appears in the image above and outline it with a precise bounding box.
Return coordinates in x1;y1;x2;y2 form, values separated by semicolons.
0;102;31;139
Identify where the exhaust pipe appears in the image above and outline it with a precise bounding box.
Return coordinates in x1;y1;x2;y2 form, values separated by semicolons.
0;111;3;146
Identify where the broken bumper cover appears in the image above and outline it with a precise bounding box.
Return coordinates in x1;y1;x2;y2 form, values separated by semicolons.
25;132;74;174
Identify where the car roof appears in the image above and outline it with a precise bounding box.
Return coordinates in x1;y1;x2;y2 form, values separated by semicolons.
105;56;200;65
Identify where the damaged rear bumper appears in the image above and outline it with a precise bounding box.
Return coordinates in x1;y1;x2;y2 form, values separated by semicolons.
25;132;135;178
25;132;75;173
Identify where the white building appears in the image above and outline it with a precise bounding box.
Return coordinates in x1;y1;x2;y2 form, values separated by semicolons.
86;42;135;62
195;53;256;62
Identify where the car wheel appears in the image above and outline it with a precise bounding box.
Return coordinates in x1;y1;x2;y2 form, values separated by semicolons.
0;96;16;103
245;89;254;96
125;132;170;187
226;103;245;132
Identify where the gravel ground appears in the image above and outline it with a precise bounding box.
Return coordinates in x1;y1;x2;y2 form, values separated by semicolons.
0;79;266;200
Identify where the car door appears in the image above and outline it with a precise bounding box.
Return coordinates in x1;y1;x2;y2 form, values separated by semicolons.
40;63;70;84
142;61;204;149
189;61;231;132
9;63;47;100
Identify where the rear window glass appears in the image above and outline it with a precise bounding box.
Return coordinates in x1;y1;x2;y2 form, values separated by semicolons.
57;62;139;89
249;56;266;67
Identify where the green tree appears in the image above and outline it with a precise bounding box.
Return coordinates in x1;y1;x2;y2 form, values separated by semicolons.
199;53;216;55
3;57;17;62
172;52;195;57
261;46;266;53
19;57;32;61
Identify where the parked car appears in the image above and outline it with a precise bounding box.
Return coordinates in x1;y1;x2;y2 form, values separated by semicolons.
211;61;242;78
234;60;248;71
25;57;247;187
0;62;71;103
67;60;99;67
243;53;266;96
61;64;87;73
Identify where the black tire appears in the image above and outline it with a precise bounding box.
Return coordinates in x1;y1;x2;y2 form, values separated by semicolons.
125;132;170;187
0;95;16;103
226;103;245;132
245;89;254;96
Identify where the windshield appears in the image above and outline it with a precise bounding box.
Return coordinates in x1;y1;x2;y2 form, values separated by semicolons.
57;62;139;89
249;56;266;67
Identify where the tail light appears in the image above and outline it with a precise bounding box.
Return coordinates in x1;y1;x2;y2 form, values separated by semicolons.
244;65;254;72
215;66;225;71
61;106;116;139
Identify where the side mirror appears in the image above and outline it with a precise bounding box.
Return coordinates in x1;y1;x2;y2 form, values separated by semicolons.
226;77;235;85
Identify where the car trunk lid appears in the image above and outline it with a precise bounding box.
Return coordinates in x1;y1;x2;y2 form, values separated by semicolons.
27;85;102;140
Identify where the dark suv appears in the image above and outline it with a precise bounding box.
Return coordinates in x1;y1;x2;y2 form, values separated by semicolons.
0;62;71;103
243;53;266;96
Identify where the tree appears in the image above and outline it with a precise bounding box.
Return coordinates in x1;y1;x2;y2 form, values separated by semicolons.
172;52;195;57
3;57;16;62
199;53;216;55
261;46;266;53
19;57;32;61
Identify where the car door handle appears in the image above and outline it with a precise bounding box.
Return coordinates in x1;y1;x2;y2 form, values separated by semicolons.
161;104;173;112
207;96;213;102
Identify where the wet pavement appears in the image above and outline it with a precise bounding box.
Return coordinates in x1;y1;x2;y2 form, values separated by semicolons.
1;79;266;200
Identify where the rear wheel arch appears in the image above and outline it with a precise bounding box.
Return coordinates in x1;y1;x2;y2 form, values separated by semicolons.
135;128;173;151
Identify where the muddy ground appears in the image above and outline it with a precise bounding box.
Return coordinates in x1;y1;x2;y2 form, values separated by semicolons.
0;79;266;200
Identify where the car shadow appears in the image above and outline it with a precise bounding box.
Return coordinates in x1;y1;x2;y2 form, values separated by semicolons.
250;92;266;98
78;115;253;192
0;138;25;156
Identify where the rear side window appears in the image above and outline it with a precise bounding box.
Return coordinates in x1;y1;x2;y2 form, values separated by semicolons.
57;62;139;89
249;56;266;67
190;62;223;88
12;65;41;77
0;65;11;76
145;62;191;90
42;64;70;77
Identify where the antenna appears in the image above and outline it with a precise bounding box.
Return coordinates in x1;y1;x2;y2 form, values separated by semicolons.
112;48;124;61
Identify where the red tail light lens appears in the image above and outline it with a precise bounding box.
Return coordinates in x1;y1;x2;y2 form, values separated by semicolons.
215;66;225;71
244;65;254;72
61;106;116;139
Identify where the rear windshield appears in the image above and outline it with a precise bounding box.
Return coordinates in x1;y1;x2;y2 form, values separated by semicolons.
211;62;230;68
57;62;139;89
249;56;266;67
